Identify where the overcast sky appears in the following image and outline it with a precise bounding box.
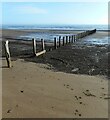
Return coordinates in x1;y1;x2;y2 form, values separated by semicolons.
1;2;108;25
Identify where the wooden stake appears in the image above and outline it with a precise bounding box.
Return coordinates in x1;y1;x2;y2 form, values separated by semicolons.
4;40;11;68
41;39;45;51
66;36;68;44
74;35;76;42
63;37;65;46
69;36;71;43
54;37;57;49
71;35;74;43
59;36;61;47
32;38;36;56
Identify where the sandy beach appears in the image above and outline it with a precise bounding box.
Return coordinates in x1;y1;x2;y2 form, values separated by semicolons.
2;58;108;118
1;29;109;118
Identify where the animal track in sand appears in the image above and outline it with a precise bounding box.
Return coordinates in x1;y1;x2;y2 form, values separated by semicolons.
16;105;18;107
51;106;54;109
83;90;96;97
101;87;104;89
63;84;74;91
7;109;12;113
20;90;24;93
71;88;74;90
74;109;82;117
79;102;82;104
74;96;85;105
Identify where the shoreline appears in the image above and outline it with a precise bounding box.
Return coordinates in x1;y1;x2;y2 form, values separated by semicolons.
1;29;109;76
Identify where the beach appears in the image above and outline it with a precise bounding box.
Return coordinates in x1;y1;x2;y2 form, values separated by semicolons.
1;29;109;118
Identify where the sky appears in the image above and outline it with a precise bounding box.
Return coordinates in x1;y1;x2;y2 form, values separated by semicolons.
1;2;109;25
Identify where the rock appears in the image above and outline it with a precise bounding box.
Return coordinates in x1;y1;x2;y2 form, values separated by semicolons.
89;68;95;75
72;68;79;73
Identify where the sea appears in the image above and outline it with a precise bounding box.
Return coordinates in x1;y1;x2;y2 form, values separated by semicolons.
1;24;110;45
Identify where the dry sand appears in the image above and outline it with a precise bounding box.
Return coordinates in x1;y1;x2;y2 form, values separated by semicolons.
2;58;108;118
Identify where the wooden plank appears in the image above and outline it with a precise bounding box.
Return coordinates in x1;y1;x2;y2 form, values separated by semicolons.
36;50;46;57
4;40;11;68
32;38;36;56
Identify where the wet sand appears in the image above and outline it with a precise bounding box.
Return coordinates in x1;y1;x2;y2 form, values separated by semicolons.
1;29;109;76
1;29;109;118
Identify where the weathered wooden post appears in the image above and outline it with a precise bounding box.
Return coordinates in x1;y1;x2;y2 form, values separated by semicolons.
74;35;76;42
78;33;81;39
59;36;61;47
69;36;71;43
66;36;68;44
54;37;57;49
32;38;36;56
41;39;45;51
62;36;65;46
4;40;11;68
76;35;78;41
71;35;74;43
84;32;86;37
77;34;79;39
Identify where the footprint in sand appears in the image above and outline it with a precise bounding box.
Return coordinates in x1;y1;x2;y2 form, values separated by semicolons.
74;96;84;105
64;84;74;91
16;105;18;107
7;109;12;113
83;90;96;97
101;87;104;89
51;106;54;109
20;90;24;93
64;84;70;88
79;102;82;104
75;96;82;100
74;109;82;117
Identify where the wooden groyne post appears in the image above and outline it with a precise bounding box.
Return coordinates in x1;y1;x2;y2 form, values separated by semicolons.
63;37;65;46
41;39;45;51
74;35;76;42
71;35;74;43
66;36;68;44
69;36;71;43
4;40;11;68
59;36;61;47
32;38;37;56
54;37;57;49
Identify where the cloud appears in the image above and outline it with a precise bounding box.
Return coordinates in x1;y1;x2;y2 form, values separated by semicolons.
17;6;48;14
